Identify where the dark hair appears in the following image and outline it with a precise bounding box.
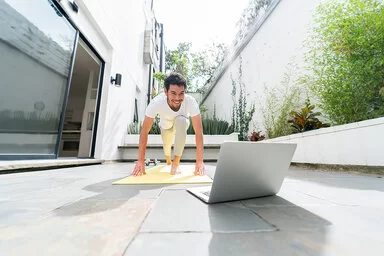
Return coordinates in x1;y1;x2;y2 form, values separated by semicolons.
164;72;187;90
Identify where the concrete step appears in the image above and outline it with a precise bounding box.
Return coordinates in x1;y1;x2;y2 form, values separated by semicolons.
118;144;221;162
0;158;103;173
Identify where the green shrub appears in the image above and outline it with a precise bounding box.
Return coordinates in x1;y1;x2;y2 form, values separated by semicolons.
187;118;233;135
303;0;384;124
261;64;303;139
127;122;140;134
127;115;161;135
287;100;330;133
128;116;233;135
230;55;255;141
149;115;161;134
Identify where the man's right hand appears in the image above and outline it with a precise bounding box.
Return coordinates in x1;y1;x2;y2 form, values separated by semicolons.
132;161;146;176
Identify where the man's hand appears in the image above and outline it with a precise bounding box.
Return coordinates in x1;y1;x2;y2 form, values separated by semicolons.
194;161;205;176
132;161;146;176
133;116;154;177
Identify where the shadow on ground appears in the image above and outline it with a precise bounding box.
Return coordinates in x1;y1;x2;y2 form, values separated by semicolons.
54;177;170;216
208;195;332;256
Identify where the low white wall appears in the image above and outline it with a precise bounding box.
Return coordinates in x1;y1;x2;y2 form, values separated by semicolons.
120;133;239;161
265;117;384;166
124;133;239;145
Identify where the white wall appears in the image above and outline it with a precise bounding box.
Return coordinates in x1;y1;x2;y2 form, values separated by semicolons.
58;0;155;160
264;117;384;166
202;0;323;130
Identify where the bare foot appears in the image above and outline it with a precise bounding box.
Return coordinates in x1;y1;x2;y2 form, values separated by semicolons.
170;164;181;175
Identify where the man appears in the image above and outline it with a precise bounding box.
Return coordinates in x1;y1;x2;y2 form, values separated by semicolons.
132;72;205;176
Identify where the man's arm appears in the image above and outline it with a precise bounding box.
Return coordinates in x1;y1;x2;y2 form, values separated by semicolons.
191;114;205;175
132;116;154;176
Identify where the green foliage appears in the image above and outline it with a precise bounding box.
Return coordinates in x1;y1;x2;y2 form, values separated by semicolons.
153;72;167;89
262;86;300;139
165;42;192;87
287;100;330;133
127;115;161;135
234;0;273;46
187;118;233;135
153;72;166;82
128;116;232;135
127;122;140;134
199;104;209;119
165;42;228;92
152;72;166;98
261;64;303;139
191;42;228;93
230;56;255;141
379;87;384;101
304;0;384;124
149;115;161;134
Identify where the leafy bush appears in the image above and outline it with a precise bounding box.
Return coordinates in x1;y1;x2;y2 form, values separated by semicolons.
127;115;161;135
127;122;140;134
149;116;161;134
261;64;303;139
128;117;233;135
187;118;233;135
287;101;330;133
230;56;255;141
303;0;384;124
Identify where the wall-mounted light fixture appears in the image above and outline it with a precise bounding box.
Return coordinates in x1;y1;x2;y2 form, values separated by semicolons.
111;73;122;87
69;1;79;13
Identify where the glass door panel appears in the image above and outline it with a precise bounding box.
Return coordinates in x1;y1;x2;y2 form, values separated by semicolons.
0;0;77;157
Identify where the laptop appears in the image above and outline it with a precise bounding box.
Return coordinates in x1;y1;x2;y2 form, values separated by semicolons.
187;141;297;204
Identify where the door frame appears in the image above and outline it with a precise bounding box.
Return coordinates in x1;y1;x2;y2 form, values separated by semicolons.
54;2;105;159
58;35;105;158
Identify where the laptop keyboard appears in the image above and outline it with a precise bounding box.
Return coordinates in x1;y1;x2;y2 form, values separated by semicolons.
202;190;211;197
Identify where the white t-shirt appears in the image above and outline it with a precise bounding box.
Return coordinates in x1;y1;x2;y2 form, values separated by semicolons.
145;93;200;129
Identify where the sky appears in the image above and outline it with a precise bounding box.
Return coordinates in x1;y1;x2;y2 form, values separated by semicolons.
155;0;249;52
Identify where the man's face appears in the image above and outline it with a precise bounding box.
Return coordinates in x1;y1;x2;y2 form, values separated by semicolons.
164;84;185;111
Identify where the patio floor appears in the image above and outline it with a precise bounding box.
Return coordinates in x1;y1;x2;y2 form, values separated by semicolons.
0;162;383;255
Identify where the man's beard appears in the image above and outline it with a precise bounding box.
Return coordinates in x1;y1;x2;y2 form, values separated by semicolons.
167;98;182;111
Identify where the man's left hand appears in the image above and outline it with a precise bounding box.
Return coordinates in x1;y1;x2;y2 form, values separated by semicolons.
194;161;205;176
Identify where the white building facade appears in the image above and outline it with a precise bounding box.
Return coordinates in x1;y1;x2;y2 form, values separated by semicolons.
0;0;165;160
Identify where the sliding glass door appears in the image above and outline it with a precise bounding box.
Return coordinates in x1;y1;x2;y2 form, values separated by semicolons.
0;0;78;159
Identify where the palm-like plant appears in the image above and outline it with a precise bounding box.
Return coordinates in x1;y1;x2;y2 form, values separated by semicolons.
288;101;330;133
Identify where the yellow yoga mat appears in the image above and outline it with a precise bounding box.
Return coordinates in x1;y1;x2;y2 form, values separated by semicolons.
113;164;213;185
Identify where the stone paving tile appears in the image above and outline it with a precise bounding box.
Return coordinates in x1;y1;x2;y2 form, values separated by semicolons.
126;228;383;256
140;189;274;233
0;198;154;256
